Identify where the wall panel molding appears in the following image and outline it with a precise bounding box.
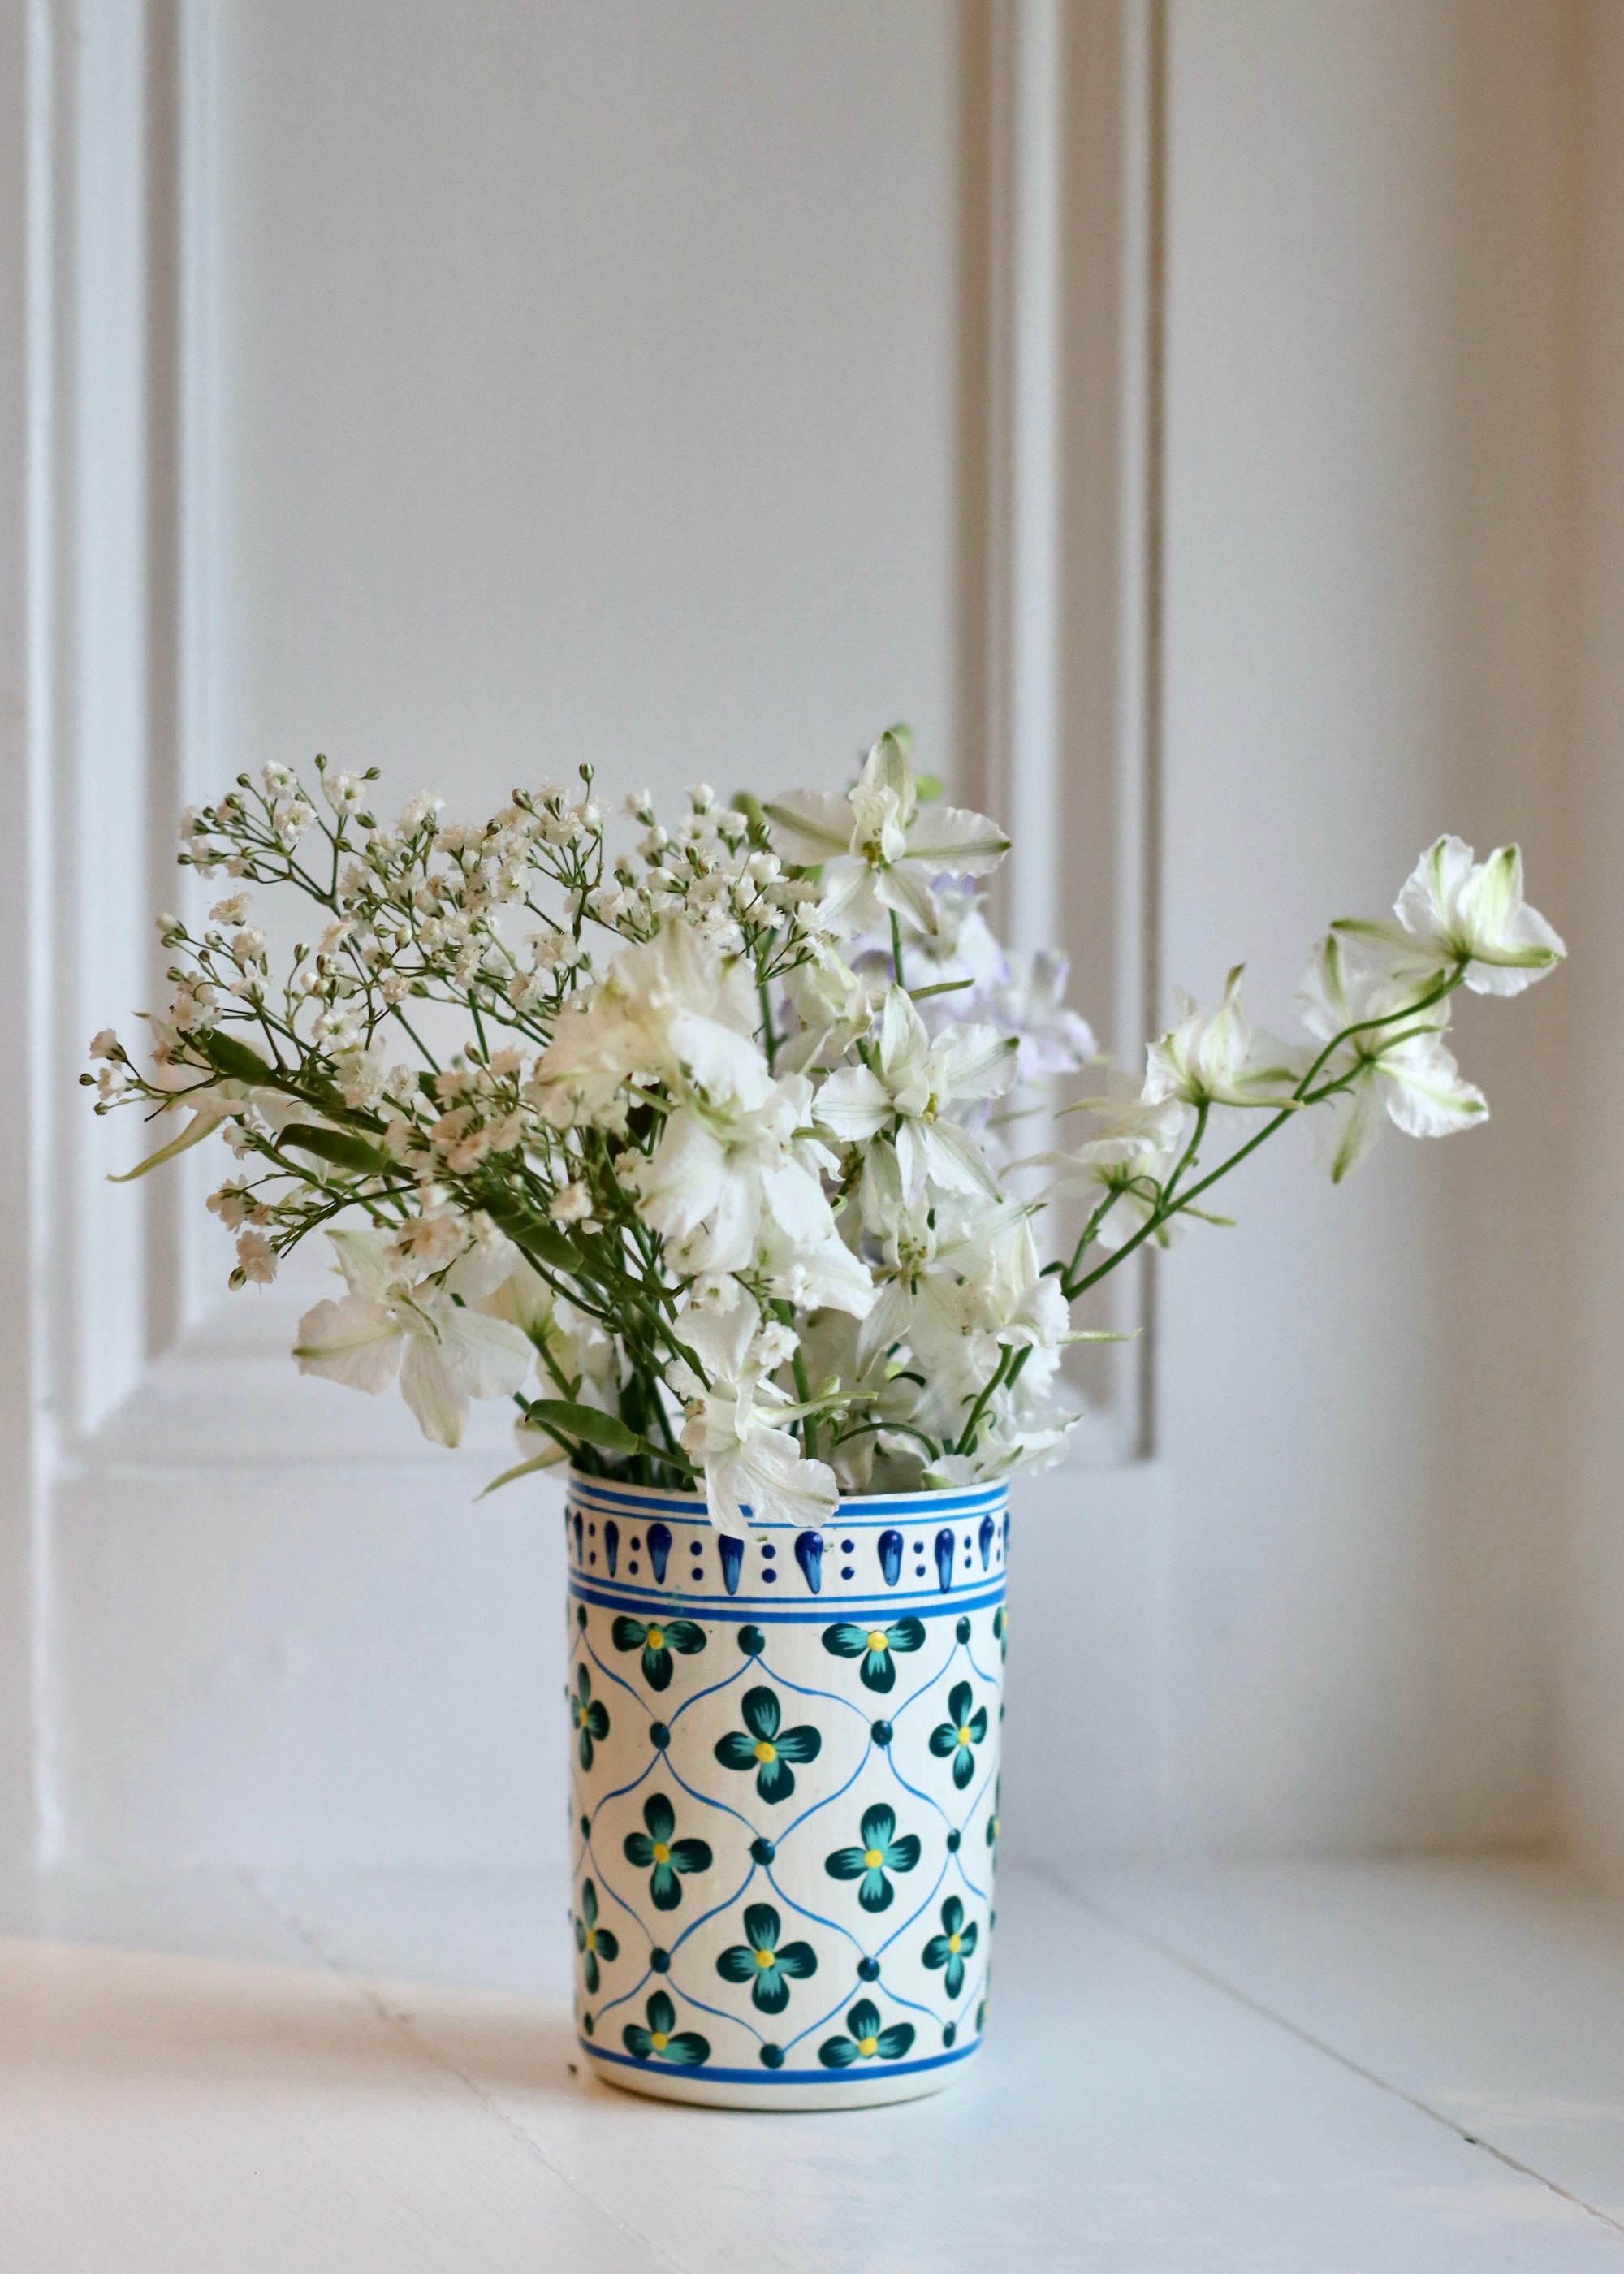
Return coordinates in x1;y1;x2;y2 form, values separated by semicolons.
8;0;1168;1868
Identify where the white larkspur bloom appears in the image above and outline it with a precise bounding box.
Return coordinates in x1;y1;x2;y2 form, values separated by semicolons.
671;1295;838;1535
293;1228;530;1448
775;952;883;1075
815;985;1016;1202
1334;836;1566;998
1142;968;1307;1111
534;919;758;1122
636;1066;839;1278
1021;1092;1190;1250
1296;932;1487;1182
763;728;1008;939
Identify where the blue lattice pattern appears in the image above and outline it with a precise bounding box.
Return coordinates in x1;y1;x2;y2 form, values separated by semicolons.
565;1475;1008;2099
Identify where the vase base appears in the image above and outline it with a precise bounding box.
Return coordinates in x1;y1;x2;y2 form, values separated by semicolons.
580;2038;978;2112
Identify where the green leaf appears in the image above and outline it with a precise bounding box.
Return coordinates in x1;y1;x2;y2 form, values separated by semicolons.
477;1443;571;1498
907;978;973;1001
278;1123;394;1176
477;1195;589;1277
197;1030;274;1083
520;1399;697;1476
106;1108;227;1182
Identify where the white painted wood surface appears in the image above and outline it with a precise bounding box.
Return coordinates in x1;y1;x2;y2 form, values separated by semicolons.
2;1859;1622;2268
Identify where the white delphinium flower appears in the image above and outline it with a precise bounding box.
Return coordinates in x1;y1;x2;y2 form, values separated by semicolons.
1021;1092;1191;1250
1142;968;1307;1111
750;1211;876;1321
815;985;1017;1203
534;919;757;1123
764;728;1009;939
775;951;883;1075
670;1293;838;1534
634;1063;841;1279
1335;837;1566;997
895;1206;1071;1446
1295;932;1487;1182
293;1226;530;1447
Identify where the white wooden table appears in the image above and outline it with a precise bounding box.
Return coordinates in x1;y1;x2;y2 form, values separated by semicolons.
3;1857;1622;2270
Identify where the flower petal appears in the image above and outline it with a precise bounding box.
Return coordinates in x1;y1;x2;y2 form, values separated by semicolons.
292;1295;404;1395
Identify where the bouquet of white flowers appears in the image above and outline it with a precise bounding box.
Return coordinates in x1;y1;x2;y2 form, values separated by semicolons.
86;729;1563;1534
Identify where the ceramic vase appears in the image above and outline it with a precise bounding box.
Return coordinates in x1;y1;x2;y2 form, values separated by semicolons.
564;1470;1008;2110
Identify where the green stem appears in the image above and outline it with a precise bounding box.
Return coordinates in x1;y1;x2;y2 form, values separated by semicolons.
890;910;906;989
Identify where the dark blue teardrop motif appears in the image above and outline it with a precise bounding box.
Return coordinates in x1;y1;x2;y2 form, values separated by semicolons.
572;1510;584;1563
718;1535;745;1597
794;1532;824;1593
935;1528;956;1592
603;1520;619;1578
646;1522;672;1584
878;1529;904;1587
978;1512;995;1571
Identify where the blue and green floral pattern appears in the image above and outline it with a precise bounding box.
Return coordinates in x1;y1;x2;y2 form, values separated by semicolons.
922;1896;978;1999
611;1613;706;1692
713;1685;823;1804
622;1792;714;1910
818;1998;916;2069
715;1903;818;2014
567;1475;1007;2106
824;1801;922;1913
572;1878;619;1995
570;1663;609;1770
929;1680;988;1790
622;1989;710;2068
820;1616;926;1694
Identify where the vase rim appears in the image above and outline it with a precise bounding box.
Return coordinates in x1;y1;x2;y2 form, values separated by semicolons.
564;1466;1009;1524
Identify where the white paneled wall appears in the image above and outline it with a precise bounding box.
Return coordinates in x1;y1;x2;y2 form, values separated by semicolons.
1566;0;1624;1883
1155;0;1576;1853
2;0;1618;1876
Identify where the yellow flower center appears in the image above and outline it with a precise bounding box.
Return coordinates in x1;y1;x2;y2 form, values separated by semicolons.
857;2034;879;2057
948;1933;961;1955
585;1929;597;1950
754;1740;777;1764
862;1848;884;1870
650;2030;668;2053
646;1627;665;1652
957;1726;972;1748
651;1842;671;1865
753;1948;775;1969
866;1632;888;1654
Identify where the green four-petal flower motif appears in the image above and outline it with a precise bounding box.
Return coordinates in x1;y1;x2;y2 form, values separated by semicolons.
611;1613;706;1693
820;1616;926;1695
714;1685;822;1805
572;1878;619;1995
986;1771;1001;1856
818;1997;915;2069
922;1895;978;1999
622;1989;710;2068
824;1801;921;1913
715;1902;818;2015
622;1792;714;1910
570;1663;609;1770
929;1679;987;1790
